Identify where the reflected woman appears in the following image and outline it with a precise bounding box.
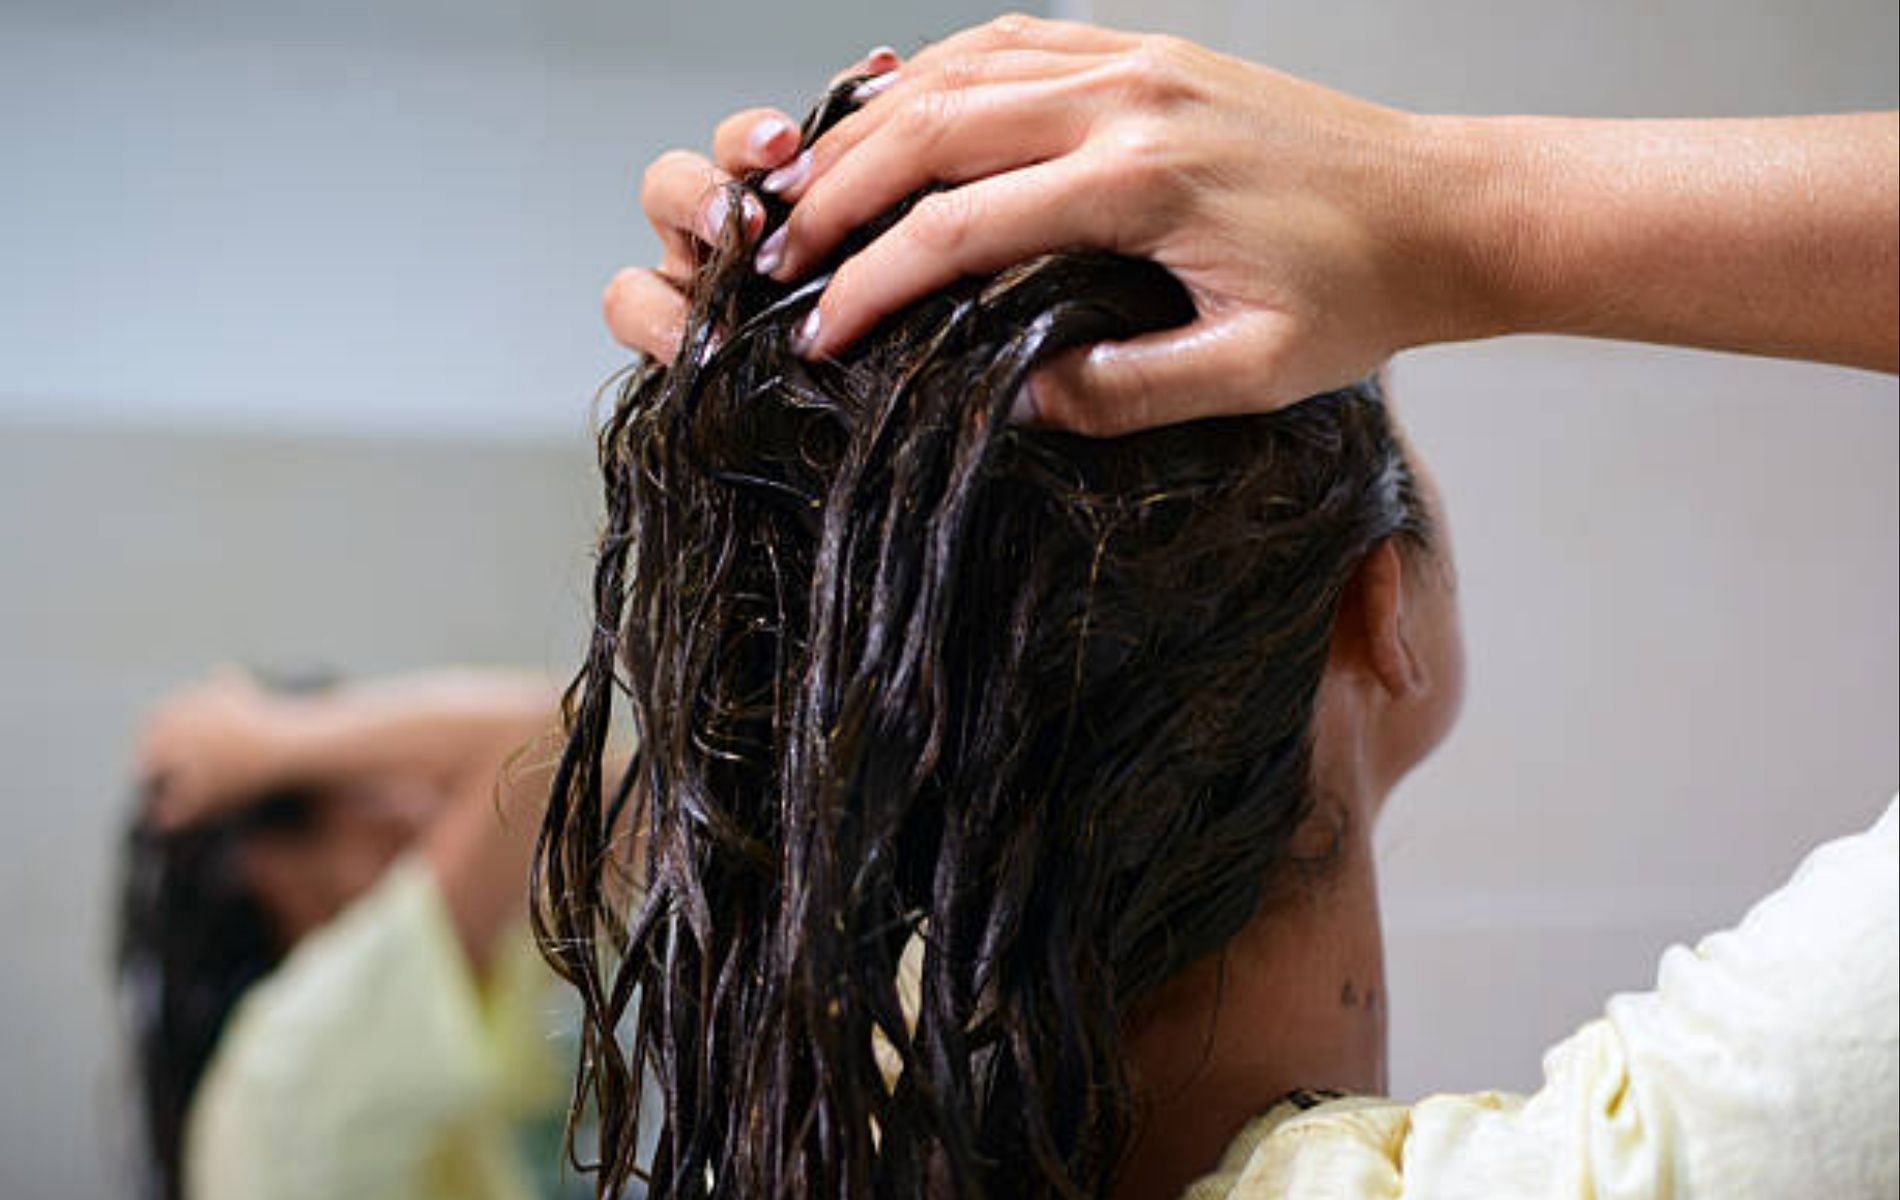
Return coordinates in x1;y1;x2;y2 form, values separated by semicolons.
121;668;588;1200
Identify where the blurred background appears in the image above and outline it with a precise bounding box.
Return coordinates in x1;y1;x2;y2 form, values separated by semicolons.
1;1;1893;1195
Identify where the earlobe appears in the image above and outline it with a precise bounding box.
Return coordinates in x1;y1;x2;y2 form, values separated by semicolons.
1356;541;1426;701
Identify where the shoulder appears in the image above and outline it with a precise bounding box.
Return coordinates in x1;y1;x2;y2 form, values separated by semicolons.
184;859;500;1198
204;857;482;1066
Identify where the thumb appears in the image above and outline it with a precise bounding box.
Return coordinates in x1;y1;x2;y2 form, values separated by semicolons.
1022;311;1303;438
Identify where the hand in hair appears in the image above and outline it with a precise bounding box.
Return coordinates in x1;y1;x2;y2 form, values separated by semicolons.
137;668;302;831
611;16;1898;436
613;23;1427;435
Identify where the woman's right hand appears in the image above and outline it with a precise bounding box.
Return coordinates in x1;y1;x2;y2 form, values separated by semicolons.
612;15;1897;433
602;47;903;374
607;19;1505;435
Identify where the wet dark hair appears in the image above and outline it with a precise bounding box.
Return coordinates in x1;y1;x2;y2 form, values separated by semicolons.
116;672;332;1200
535;82;1428;1199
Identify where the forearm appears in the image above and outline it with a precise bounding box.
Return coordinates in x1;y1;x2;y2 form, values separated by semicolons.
1432;111;1899;371
410;688;645;974
269;670;560;792
420;726;561;975
272;670;567;972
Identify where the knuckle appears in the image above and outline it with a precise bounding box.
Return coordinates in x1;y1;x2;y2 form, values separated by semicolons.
640;149;701;209
893;88;961;148
1032;383;1082;433
1089;123;1188;218
935;54;987;91
1101;120;1169;167
1066;403;1120;439
637;161;670;210
782;191;828;251
601;271;650;339
602;272;629;321
1109;36;1195;106
1142;33;1193;68
1034;372;1106;437
985;12;1039;44
1243;326;1296;387
904;190;974;255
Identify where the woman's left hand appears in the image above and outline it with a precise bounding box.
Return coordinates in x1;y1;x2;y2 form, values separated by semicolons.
137;668;299;830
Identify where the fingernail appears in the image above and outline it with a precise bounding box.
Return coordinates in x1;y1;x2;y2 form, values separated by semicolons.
791;308;822;356
851;70;901;103
1009;379;1040;425
753;226;788;275
698;191;731;242
761;149;813;196
695;329;724;368
748;116;797;160
865;45;901;73
739;192;766;235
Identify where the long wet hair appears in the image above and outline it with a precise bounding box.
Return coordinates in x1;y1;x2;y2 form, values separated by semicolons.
535;81;1428;1199
117;672;332;1200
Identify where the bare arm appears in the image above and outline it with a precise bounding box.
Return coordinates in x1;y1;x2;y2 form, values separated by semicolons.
412;688;562;976
1458;112;1899;373
139;668;571;972
258;671;558;788
609;18;1896;435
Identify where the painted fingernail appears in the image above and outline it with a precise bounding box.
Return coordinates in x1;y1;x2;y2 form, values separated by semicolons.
739;192;766;235
761;149;813;196
1009;379;1040;425
698;191;731;242
851;70;901;103
791;308;823;356
695;329;724;368
865;45;901;73
754;226;787;275
748;116;797;160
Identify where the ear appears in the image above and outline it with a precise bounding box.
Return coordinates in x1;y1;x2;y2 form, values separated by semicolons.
1331;540;1426;701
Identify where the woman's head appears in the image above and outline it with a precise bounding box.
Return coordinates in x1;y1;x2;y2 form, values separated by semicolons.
117;670;436;1200
537;81;1459;1199
229;774;435;944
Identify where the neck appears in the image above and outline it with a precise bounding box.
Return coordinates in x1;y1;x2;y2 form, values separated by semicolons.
1113;795;1388;1200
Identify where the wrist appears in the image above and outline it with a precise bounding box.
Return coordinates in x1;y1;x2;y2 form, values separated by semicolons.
1396;113;1555;348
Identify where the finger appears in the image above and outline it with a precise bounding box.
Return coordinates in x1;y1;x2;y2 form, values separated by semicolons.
641;150;763;268
603;267;691;362
902;13;1134;73
711;106;804;174
766;72;1105;281
1024;312;1304;437
138;767;169;804
136;757;167;801
795;154;1138;358
769;49;1104;213
748;49;908;202
758;19;1130;266
828;44;904;88
642;150;721;271
148;772;205;832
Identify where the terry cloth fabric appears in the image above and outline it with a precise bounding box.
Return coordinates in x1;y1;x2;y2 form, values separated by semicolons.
1186;797;1899;1200
186;857;573;1200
